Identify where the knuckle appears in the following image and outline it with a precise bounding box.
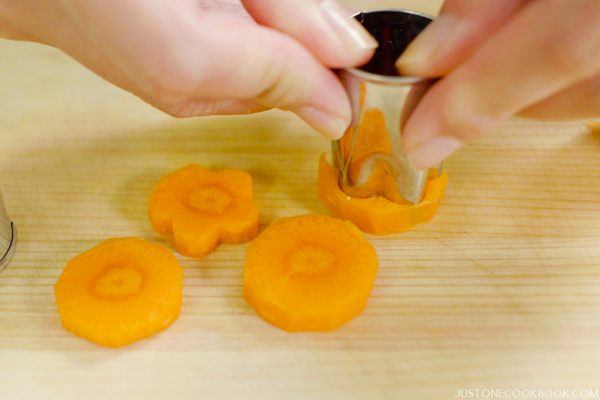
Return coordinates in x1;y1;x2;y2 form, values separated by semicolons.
539;6;600;75
253;41;308;109
145;67;193;105
437;88;491;142
160;102;193;118
439;111;487;142
142;55;212;113
159;101;229;118
540;38;592;75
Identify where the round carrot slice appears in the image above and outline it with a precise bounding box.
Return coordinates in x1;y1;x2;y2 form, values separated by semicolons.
244;215;378;332
54;237;183;347
148;165;259;258
318;155;447;235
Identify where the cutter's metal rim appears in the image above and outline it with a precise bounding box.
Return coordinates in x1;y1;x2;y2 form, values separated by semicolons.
0;222;17;272
347;8;435;86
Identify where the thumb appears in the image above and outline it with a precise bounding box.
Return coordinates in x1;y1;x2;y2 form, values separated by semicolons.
195;15;352;139
396;0;528;77
241;0;377;68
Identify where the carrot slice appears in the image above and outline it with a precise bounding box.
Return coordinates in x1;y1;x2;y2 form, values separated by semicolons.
318;155;447;235
338;108;408;202
244;214;378;332
148;165;258;258
341;160;408;204
340;108;392;181
54;237;183;347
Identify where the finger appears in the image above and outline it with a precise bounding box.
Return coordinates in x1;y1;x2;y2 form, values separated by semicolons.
0;21;41;42
197;0;252;18
54;2;351;139
241;0;377;68
396;0;529;77
519;75;600;120
163;99;268;118
402;0;600;168
184;15;351;139
0;3;53;43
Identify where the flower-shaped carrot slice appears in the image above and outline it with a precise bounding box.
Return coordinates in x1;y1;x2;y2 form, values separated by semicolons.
244;214;378;332
54;237;183;347
148;165;258;258
318;155;447;235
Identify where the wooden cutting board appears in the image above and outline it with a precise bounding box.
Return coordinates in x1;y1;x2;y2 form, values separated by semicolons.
1;1;599;398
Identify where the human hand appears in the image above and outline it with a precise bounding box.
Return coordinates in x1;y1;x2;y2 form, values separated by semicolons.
0;0;377;139
396;0;600;168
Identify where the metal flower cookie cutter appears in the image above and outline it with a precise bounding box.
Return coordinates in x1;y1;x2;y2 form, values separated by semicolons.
333;9;442;204
0;189;16;273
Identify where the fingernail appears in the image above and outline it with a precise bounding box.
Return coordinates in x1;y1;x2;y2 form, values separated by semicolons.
406;136;462;169
319;0;378;52
396;14;456;74
295;106;348;140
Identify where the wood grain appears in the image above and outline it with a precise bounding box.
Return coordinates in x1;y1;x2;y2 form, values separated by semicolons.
1;1;599;399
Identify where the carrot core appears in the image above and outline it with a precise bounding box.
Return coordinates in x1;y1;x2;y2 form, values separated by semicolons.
287;246;334;276
187;186;233;214
94;267;143;298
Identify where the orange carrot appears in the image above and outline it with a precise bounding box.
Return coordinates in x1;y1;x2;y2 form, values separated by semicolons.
341;160;408;204
244;214;378;332
318;155;447;235
340;108;392;184
338;108;408;203
148;165;258;258
54;237;183;347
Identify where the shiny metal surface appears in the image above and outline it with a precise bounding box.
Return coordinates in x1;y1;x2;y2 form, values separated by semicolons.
334;9;436;204
0;189;16;273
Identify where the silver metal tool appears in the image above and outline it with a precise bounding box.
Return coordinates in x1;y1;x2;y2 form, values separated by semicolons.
334;9;438;204
0;189;16;273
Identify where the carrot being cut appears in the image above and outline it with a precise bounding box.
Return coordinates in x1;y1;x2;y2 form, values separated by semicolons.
244;214;378;332
322;105;447;234
54;237;183;347
341;159;408;204
338;109;405;203
148;165;258;258
318;155;447;235
340;108;392;181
